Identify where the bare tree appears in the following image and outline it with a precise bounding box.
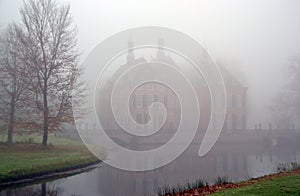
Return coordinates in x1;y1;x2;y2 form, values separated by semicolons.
19;0;82;146
286;54;300;116
271;54;300;129
270;93;293;129
0;24;29;144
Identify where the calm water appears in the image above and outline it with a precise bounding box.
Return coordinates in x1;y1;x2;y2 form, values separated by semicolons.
1;133;299;196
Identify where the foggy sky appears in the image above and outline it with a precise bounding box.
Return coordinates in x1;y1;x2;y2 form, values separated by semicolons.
1;0;300;127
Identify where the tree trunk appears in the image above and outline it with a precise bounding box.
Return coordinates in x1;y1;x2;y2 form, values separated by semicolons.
41;182;46;196
42;90;49;147
7;98;16;145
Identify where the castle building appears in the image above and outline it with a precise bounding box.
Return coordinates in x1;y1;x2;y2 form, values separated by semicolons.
97;39;247;135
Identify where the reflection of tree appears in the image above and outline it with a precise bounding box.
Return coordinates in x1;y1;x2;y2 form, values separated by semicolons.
3;182;64;196
271;54;300;128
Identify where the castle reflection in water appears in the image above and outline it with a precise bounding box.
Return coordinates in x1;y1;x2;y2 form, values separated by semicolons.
95;130;299;196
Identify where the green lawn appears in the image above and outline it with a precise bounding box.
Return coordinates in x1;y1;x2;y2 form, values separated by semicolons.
212;172;300;196
0;135;105;183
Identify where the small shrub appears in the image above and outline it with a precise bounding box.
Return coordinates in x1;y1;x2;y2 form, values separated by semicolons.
15;137;35;144
157;185;172;196
186;181;192;190
275;162;300;172
28;137;34;143
291;162;300;170
276;162;290;172
157;177;209;195
275;162;300;173
214;176;230;185
175;184;184;193
194;178;207;188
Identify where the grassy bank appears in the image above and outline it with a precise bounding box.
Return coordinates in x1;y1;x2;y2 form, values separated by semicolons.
212;170;300;195
0;135;104;186
158;163;300;195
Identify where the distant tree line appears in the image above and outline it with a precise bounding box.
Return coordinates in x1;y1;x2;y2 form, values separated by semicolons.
271;54;300;129
0;0;84;146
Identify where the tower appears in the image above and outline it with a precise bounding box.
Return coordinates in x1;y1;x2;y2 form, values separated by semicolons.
127;40;135;65
156;38;165;60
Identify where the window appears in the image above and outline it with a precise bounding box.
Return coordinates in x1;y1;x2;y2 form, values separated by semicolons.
232;94;237;107
154;94;158;102
232;114;237;130
136;94;142;108
143;94;147;107
136;113;142;123
164;96;168;105
142;94;153;107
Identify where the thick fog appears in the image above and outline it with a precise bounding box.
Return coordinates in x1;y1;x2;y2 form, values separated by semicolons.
1;0;300;128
